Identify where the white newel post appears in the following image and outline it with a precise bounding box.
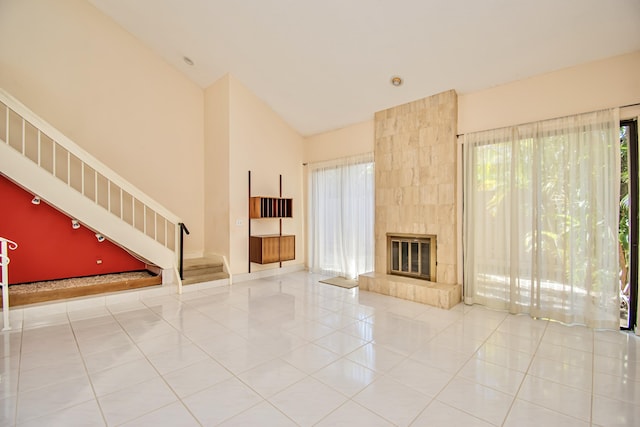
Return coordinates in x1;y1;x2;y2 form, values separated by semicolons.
0;237;18;331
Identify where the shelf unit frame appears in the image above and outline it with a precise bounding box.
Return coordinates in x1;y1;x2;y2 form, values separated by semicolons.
248;171;294;272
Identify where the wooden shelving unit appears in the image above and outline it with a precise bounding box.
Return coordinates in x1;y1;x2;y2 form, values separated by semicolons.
249;235;295;264
249;197;293;219
248;172;295;272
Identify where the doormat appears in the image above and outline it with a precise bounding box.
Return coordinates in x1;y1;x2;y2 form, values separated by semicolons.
319;276;359;289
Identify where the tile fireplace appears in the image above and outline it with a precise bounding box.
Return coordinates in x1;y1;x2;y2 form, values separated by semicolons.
358;90;462;309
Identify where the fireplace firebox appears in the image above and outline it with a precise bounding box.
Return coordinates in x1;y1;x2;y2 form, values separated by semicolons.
387;233;436;281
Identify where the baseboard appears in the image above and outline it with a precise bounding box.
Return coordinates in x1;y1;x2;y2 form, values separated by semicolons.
233;263;306;283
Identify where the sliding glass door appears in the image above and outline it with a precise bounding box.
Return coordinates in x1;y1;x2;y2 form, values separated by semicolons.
463;109;621;329
308;154;374;280
620;119;638;329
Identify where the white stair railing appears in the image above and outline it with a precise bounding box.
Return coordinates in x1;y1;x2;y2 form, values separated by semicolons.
0;89;182;270
0;237;18;331
0;89;179;253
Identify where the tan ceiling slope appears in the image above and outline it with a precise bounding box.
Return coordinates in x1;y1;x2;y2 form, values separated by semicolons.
88;0;640;136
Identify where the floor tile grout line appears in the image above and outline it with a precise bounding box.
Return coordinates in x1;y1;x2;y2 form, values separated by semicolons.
14;311;110;426
12;317;26;426
103;300;207;426
498;315;550;426
140;281;318;426
375;306;498;425
294;290;396;426
207;277;362;426
499;318;602;425
67;309;111;427
407;307;514;426
7;273;640;426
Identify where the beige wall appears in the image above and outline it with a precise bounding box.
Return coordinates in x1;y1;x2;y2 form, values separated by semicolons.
0;0;205;256
459;51;640;134
204;76;230;258
303;52;640;161
228;76;305;274
304;120;374;164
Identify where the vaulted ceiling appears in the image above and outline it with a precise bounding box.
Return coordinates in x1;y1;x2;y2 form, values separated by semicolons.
88;0;640;136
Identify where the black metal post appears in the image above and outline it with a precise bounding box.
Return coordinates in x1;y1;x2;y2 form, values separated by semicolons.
248;171;252;273
178;222;190;279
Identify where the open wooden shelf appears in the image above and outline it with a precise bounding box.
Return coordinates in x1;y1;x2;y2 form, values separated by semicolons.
249;196;293;218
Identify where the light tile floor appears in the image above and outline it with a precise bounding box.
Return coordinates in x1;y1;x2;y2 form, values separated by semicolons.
1;271;640;426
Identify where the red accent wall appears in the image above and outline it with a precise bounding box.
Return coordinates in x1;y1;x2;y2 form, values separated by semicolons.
0;175;145;284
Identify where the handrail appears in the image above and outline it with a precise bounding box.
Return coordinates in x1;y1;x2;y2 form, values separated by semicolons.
178;222;190;280
0;89;180;224
0;237;18;331
0;89;182;263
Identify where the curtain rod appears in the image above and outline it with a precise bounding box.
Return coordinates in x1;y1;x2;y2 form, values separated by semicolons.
621;101;640;109
456;102;640;138
303;152;374;168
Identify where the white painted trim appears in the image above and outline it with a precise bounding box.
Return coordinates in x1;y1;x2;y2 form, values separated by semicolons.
232;263;305;283
173;266;183;294
180;278;230;293
202;252;233;285
0;237;18;331
221;255;232;285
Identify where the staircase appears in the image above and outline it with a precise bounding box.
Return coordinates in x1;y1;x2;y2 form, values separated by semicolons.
0;89;181;277
182;258;229;285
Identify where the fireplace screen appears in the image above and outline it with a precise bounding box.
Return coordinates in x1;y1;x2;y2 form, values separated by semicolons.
387;234;436;281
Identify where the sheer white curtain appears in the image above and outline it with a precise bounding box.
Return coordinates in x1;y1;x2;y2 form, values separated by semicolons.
463;109;620;329
308;153;374;279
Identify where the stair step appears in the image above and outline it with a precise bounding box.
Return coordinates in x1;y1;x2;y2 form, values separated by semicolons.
183;265;223;277
182;271;229;285
183;257;222;269
183;258;223;274
181;257;227;285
